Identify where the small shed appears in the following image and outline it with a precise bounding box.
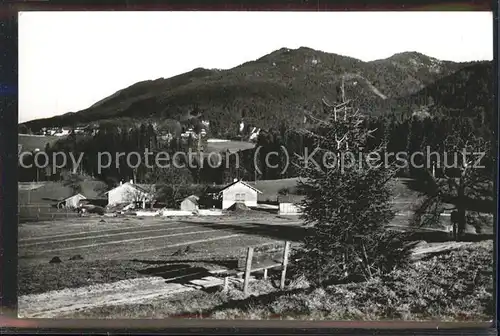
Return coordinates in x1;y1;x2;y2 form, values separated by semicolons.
57;193;87;209
220;180;262;210
180;195;200;211
278;194;305;215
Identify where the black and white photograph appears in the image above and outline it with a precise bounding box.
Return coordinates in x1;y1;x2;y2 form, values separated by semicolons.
17;11;494;320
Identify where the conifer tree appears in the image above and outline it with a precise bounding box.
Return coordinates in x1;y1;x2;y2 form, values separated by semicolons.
293;83;415;287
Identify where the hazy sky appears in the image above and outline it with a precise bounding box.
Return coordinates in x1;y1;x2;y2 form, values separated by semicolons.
19;11;493;123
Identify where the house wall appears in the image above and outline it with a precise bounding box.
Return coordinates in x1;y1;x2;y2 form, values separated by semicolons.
222;182;257;209
160;210;195;217
279;202;303;215
180;200;198;211
108;184;151;206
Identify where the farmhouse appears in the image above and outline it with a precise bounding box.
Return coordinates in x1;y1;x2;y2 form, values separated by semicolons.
278;194;305;215
56;193;87;209
18;180;108;211
220;179;262;210
180;195;200;211
105;180;155;208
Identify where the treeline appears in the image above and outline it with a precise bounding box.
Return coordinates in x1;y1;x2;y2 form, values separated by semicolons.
18;120;246;186
19;111;493;186
252;113;493;181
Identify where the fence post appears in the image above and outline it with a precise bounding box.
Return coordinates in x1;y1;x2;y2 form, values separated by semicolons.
280;241;291;290
243;246;254;297
263;268;268;280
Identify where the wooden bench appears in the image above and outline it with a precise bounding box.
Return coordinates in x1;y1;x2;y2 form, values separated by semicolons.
211;241;292;295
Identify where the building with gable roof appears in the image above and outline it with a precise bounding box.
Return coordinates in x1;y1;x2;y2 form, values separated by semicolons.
219;179;262;210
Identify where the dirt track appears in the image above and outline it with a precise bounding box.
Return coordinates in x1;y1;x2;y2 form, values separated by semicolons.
19;276;204;318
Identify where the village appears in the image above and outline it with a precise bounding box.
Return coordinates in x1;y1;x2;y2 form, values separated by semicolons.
14;10;494;322
19;177;302;217
17;175;313;318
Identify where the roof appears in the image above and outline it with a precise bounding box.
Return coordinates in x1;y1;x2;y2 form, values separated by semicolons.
220;180;262;194
56;193;87;205
183;195;199;205
104;182;155;195
63;193;87;201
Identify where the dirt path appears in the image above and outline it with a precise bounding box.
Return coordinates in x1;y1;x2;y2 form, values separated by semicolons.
18;276;207;318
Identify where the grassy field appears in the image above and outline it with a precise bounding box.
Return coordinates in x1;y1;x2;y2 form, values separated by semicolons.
18;134;62;152
251;178;302;203
250;177;422;209
18;215;302;296
57;240;494;320
207;240;494;321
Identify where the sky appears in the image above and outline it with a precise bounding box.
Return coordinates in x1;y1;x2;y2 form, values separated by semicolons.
18;11;493;123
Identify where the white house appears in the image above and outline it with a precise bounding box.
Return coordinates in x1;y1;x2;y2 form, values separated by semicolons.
57;193;87;209
220;179;261;210
105;180;155;208
278;194;305;215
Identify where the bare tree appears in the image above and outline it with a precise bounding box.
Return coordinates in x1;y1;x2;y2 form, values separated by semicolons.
410;130;494;239
123;185;155;209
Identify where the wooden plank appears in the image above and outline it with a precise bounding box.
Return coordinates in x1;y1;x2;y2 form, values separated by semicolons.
189;276;223;289
280;241;291;290
250;263;282;273
243;246;254;297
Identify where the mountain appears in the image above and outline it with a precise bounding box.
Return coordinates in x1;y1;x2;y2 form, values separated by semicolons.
23;47;477;135
390;61;493;120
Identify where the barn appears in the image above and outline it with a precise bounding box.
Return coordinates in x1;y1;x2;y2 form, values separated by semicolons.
220;180;262;210
180;195;199;211
56;193;87;209
278;194;305;215
105;180;155;208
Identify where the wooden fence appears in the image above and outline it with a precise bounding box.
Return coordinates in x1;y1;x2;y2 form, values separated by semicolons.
18;204;77;222
216;241;292;296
